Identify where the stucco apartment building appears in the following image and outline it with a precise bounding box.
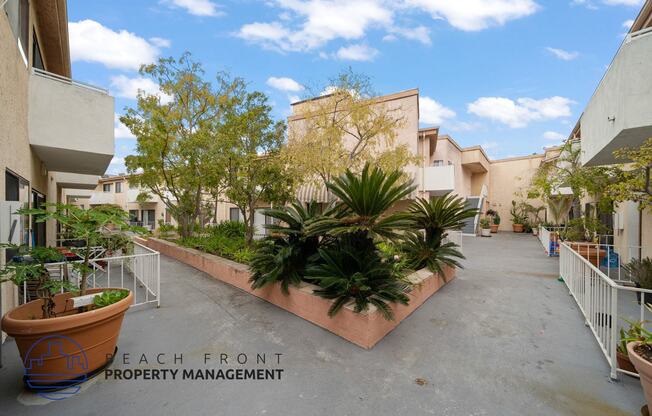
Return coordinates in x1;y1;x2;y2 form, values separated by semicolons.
0;0;114;326
212;88;558;234
570;0;652;259
62;175;177;231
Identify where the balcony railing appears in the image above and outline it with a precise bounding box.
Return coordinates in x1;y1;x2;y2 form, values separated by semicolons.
28;68;114;175
421;165;455;193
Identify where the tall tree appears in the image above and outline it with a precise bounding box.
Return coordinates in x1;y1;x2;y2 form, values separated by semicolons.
283;69;417;189
224;90;295;245
121;53;237;238
609;137;652;210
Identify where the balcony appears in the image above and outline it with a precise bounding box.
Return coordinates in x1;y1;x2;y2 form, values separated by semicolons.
421;165;455;194
461;147;489;173
89;192;116;206
127;188;157;204
581;28;652;166
28;68;114;175
51;171;99;190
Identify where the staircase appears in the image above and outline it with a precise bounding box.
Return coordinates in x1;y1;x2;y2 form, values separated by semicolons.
461;196;483;236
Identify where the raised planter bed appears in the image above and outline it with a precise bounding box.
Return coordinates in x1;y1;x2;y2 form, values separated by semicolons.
137;237;455;349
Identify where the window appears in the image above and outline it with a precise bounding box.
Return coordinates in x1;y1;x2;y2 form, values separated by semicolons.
18;0;28;62
448;160;453;165
32;28;44;70
103;183;112;192
129;210;139;224
432;160;444;167
115;182;122;193
4;171;29;258
229;208;240;222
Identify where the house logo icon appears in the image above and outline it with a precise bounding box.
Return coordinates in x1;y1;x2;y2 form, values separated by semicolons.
23;334;89;400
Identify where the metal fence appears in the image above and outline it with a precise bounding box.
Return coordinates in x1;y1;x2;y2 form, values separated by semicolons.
23;241;160;308
538;226;564;256
559;241;652;379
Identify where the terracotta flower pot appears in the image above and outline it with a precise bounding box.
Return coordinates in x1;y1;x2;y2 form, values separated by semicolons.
512;224;524;233
617;351;638;375
1;288;133;388
628;342;652;407
490;224;499;233
567;242;607;267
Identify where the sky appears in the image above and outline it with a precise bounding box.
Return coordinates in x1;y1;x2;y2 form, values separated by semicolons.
66;0;645;174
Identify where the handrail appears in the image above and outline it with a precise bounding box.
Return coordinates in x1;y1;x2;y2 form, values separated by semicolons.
32;68;109;95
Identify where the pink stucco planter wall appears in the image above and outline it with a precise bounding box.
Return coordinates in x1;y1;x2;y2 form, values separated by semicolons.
138;237;455;349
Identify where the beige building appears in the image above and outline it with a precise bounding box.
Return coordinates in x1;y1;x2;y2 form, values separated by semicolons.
569;0;652;260
1;0;114;327
64;175;177;231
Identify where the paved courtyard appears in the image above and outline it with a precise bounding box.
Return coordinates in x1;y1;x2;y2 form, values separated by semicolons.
0;232;645;415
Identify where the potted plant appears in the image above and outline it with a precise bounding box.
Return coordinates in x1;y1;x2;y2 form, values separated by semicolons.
625;322;652;409
487;209;500;233
1;204;137;389
532;221;540;236
618;321;644;375
623;258;652;306
562;217;608;267
510;201;525;233
479;217;491;237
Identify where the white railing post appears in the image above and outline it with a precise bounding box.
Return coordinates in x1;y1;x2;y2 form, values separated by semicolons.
610;285;619;380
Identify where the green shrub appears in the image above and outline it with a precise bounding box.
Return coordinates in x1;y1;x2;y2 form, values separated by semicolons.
208;221;246;238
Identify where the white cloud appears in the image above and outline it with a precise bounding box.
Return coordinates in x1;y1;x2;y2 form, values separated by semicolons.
114;114;135;140
162;0;223;16
543;131;566;141
69;20;161;70
468;96;573;128
266;76;304;92
110;75;173;104
335;44;379;61
387;25;431;45
419;96;456;125
236;0;539;53
546;47;579;61
149;37;171;48
404;0;540;31
623;19;635;29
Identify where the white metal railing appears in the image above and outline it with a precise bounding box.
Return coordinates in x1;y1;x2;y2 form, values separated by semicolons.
32;68;109;95
22;241;160;308
538;226;564;256
560;242;652;379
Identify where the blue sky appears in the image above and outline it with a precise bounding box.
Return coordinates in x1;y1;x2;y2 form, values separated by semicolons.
67;0;644;174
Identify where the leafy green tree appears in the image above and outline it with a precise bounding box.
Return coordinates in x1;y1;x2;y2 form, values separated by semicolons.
284;69;418;189
609;137;652;210
121;53;238;238
223;90;296;245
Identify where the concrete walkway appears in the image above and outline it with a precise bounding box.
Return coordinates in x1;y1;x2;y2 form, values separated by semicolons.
0;232;645;415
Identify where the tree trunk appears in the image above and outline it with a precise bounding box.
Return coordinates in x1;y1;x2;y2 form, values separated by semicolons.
243;207;255;246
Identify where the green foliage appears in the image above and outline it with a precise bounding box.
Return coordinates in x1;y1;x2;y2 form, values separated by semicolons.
305;235;409;320
249;202;321;294
408;193;477;250
621;320;652;359
479;217;490;228
560;217;609;242
93;289;130;308
157;220;176;237
401;233;464;276
18;204;139;297
510;200;528;224
609;137;652;210
547;196;573;226
223;89;296;245
206;221;246;238
122;53;244;238
486;210;501;225
306;164;416;241
0;245;71;319
619;321;645;355
623;258;652;290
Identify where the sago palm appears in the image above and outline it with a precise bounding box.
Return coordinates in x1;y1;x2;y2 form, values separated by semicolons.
249;201;321;294
305;235;409;320
402;232;465;275
408;193;477;249
306;163;416;241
